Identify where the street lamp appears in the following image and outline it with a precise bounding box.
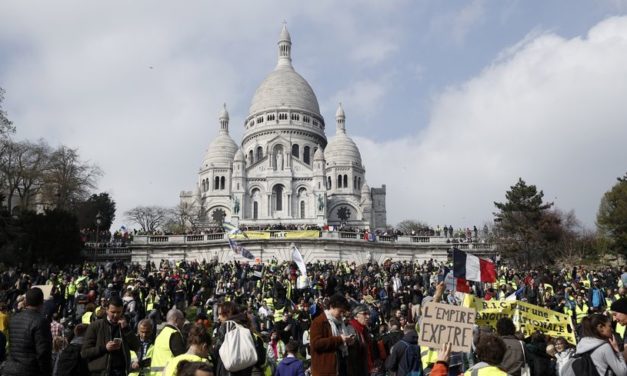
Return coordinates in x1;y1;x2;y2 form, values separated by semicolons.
95;212;102;245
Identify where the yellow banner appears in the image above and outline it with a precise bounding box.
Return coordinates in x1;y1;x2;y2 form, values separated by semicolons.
284;230;320;239
463;295;577;345
231;231;271;239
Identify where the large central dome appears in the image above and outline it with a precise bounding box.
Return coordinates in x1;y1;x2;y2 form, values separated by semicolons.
247;24;321;118
249;67;320;115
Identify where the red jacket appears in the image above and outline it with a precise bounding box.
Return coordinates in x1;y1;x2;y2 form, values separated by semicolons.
310;313;345;376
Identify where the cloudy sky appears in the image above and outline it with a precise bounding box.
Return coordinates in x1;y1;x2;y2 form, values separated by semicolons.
1;0;627;231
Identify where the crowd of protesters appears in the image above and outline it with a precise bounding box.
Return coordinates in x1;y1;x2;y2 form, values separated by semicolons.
1;257;627;376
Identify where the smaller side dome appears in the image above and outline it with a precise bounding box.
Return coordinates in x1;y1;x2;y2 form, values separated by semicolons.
313;145;325;161
361;182;371;194
202;103;238;166
234;148;245;162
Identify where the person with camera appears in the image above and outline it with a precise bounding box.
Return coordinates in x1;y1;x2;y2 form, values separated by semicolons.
310;294;354;376
81;295;140;376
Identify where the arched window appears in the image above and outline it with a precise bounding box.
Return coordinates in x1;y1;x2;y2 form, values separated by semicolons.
337;175;342;188
300;201;306;219
354;176;357;189
273;185;284;211
220;176;225;190
214;176;219;190
248;150;254;163
292;144;299;158
327;176;332;189
303;146;310;165
358;177;362;189
343;175;348;188
253;201;259;219
256;146;263;161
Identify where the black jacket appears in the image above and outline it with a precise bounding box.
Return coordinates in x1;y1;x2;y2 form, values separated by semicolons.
3;308;53;376
80;318;140;376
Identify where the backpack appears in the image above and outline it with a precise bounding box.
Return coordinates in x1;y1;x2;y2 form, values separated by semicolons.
398;340;423;376
55;343;89;376
219;320;259;372
568;346;609;376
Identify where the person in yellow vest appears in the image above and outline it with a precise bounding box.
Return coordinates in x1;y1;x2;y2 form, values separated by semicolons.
611;298;627;360
575;295;589;325
94;297;108;320
163;323;212;376
151;308;186;374
464;334;508;375
0;302;9;336
82;303;96;325
129;319;155;376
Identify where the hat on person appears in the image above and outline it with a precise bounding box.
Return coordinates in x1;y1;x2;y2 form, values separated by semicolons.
611;298;627;315
351;304;370;317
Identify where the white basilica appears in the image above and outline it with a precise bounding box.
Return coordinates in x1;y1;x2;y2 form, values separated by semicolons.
180;25;387;229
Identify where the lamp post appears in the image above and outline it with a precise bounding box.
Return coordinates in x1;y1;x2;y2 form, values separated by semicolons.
95;212;102;245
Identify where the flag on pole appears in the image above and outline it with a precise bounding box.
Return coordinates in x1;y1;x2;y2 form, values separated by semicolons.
223;222;248;238
228;237;254;260
453;248;496;283
291;245;307;276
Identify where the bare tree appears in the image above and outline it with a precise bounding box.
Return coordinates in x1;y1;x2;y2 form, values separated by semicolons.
0;88;14;139
41;145;102;210
15;140;51;210
396;219;429;235
125;206;169;233
170;201;203;233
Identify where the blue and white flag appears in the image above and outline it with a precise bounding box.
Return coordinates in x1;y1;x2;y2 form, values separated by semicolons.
228;237;254;260
223;222;248;238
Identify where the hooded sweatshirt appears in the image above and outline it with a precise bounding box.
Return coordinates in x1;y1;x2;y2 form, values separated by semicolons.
276;355;305;376
563;337;627;376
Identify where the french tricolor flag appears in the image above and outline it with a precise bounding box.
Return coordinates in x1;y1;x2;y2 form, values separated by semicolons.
453;248;496;283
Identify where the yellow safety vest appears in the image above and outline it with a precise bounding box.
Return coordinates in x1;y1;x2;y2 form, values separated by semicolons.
420;346;438;369
274;307;286;322
575;303;589;324
617;323;626;339
152;326;181;374
286;282;293;300
264;298;275;311
66;282;77;298
129;344;155;376
583;279;591;289
146;296;155;312
82;311;93;324
563;306;573;319
163;354;208;376
464;364;507;375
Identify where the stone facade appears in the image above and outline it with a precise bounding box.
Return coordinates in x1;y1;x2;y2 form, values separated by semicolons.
181;25;387;230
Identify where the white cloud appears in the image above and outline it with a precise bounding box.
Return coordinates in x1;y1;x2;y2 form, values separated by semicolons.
349;35;399;66
327;77;391;121
358;16;627;229
430;0;486;45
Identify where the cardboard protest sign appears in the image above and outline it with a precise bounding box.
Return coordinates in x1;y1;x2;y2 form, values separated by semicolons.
463;294;577;345
32;285;53;300
418;301;476;352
